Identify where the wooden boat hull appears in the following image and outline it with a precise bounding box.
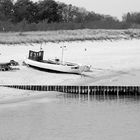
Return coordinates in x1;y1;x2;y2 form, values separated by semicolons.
25;59;85;74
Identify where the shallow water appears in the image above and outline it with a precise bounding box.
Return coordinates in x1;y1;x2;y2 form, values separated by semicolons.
0;92;140;140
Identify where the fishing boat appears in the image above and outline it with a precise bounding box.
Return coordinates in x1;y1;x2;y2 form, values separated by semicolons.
24;50;89;74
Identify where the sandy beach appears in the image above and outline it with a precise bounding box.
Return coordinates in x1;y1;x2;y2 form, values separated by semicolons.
0;39;140;99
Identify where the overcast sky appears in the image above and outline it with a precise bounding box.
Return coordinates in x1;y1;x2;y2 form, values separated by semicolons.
32;0;140;20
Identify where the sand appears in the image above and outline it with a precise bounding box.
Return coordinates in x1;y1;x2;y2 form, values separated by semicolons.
0;39;140;100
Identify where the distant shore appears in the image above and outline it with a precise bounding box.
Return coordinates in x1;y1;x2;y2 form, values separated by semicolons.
0;29;140;44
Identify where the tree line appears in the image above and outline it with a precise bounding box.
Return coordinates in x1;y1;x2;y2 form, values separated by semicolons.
0;0;139;31
123;12;140;28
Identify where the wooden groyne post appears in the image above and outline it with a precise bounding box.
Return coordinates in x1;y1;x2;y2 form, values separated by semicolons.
0;85;140;96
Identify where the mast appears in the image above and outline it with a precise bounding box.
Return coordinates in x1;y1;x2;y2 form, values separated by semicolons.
40;42;43;51
60;46;66;64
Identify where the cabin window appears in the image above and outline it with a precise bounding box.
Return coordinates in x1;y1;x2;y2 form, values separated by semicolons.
30;52;33;57
39;52;42;56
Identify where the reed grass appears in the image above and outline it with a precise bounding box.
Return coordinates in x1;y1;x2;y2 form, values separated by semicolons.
0;29;140;44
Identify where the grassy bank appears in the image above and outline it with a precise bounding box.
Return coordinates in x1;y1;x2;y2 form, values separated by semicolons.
0;29;140;44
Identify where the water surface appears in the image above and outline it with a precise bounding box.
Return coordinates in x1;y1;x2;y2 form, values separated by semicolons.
0;92;140;140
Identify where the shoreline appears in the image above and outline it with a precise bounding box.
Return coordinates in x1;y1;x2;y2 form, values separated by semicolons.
0;86;57;105
0;39;140;101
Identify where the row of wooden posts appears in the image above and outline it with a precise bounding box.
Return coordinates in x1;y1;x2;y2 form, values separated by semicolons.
1;85;140;96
